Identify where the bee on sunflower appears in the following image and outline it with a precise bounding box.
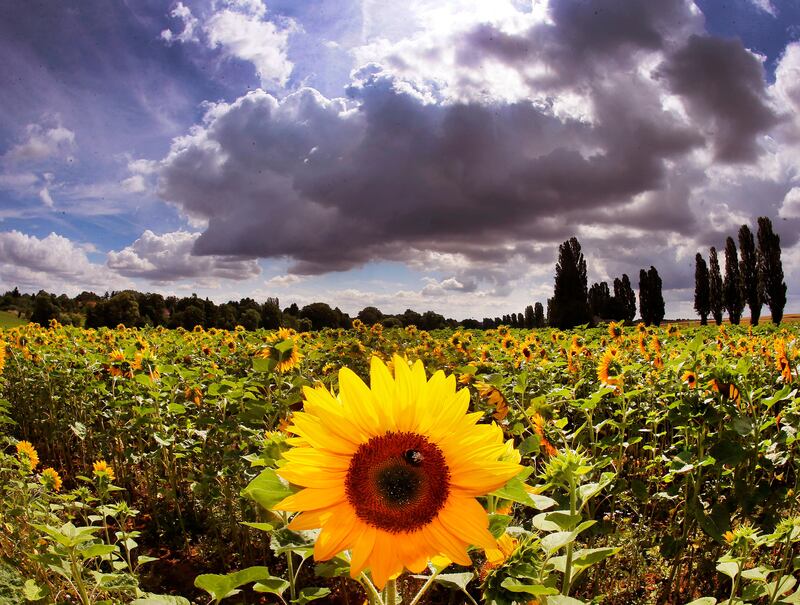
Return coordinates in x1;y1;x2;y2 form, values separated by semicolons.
272;355;521;589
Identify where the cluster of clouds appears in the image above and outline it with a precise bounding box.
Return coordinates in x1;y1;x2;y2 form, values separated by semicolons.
2;0;800;317
0;229;261;297
156;0;800;298
161;0;296;89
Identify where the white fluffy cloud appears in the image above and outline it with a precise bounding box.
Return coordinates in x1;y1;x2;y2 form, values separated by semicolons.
0;231;128;294
106;230;261;282
3;121;75;163
161;0;295;89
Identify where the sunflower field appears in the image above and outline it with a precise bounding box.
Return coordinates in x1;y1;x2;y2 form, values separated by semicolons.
1;319;799;605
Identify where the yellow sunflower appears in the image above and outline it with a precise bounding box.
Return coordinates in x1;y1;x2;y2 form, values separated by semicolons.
93;460;115;481
597;348;623;391
16;440;40;470
273;355;522;588
41;467;63;492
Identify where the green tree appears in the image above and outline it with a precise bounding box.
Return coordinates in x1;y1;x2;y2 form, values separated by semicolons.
550;237;590;328
757;216;787;325
239;308;261;331
533;302;545;328
723;236;744;325
30;291;59;326
709;247;724;325
648;266;665;326
694;253;710;325
638;269;650;325
261;297;282;329
357;306;383;325
738;224;761;326
524;305;535;329
588;281;612;320
614;274;636;322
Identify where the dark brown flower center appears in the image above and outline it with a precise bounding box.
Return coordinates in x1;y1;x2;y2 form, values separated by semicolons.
345;432;450;533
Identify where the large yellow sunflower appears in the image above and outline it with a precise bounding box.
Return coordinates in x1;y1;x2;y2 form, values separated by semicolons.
273;355;522;588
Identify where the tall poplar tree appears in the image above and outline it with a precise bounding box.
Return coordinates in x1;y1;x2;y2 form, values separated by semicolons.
638;269;650;325
549;237;590;328
694;253;710;325
757;216;787;325
618;274;637;322
723;237;744;324
738;224;761;326
534;302;545;328
709;247;724;325
648;266;665;327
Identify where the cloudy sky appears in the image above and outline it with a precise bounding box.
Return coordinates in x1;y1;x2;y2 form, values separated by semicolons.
1;0;799;320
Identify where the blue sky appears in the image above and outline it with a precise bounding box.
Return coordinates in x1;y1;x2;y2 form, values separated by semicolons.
1;0;799;320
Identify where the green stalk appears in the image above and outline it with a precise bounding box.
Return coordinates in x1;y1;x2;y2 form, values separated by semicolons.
286;551;297;601
358;572;383;605
383;577;398;605
562;475;577;595
69;548;91;605
408;569;443;605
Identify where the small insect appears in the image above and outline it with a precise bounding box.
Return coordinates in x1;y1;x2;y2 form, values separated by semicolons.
404;449;424;466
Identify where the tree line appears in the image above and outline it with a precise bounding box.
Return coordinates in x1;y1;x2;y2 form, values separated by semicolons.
0;289;462;332
694;216;787;325
543;236;665;329
2;217;789;331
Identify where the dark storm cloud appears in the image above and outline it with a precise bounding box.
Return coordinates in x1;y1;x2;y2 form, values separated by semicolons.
658;34;781;162
159;64;702;274
458;0;701;88
157;0;788;280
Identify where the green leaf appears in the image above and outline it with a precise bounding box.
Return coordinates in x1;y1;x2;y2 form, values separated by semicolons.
764;575;795;598
79;544;118;559
241;468;296;511
716;561;740;580
570;547;621;570
546;596;587;605
270;528;317;558
488;514;512;538
499;578;558;595
131;594;190;605
541;521;595;555
291;587;331;604
240;522;275;532
542;531;578;555
684;599;717;605
314;557;351;578
253;577;291;596
433;572;474;592
194;566;272;603
22;579;48;602
252;356;274;373
709;439;746;467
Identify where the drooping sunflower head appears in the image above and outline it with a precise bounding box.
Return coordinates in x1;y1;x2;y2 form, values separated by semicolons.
597;348;623;388
16;440;39;471
273;355;522;588
41;467;63;492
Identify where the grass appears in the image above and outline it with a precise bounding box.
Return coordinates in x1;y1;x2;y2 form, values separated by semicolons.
0;311;26;328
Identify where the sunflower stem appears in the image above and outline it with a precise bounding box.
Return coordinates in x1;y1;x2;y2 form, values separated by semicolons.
286;551;296;601
384;577;399;605
358;573;382;605
408;569;442;605
561;474;577;595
